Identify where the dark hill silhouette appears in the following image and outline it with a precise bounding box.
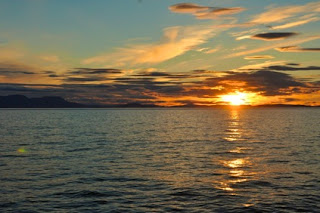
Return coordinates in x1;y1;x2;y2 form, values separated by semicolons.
0;95;317;108
0;95;85;108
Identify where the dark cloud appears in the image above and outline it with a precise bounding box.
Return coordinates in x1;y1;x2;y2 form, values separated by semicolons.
60;68;123;83
0;84;39;92
133;71;172;77
64;76;107;82
281;98;300;102
0;83;67;98
205;70;305;96
251;32;298;40
1;65;318;106
169;3;245;19
266;65;320;71
286;63;300;66
275;46;320;52
40;71;62;78
69;68;122;75
133;71;192;79
48;74;60;78
0;70;35;75
169;3;209;13
0;63;39;77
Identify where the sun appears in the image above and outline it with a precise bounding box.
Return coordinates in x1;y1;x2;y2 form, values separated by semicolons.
220;91;248;106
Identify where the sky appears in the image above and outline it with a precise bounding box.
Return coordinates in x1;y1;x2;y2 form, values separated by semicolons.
0;0;320;106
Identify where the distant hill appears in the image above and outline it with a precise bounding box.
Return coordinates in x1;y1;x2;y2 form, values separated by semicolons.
0;95;85;108
0;95;317;108
0;95;160;108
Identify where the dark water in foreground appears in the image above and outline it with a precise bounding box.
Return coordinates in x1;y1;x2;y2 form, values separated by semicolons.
0;108;319;212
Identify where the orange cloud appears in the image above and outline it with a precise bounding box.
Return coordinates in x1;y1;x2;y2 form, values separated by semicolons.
0;48;24;62
227;35;320;58
83;26;215;65
40;55;60;63
244;55;274;60
271;17;319;29
252;2;320;24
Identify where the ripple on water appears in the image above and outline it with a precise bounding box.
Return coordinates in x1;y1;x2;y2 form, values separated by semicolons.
1;109;319;212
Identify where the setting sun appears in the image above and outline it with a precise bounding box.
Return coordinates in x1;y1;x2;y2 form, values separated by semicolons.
220;91;249;106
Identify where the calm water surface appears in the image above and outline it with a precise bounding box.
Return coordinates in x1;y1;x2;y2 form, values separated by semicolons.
0;108;319;212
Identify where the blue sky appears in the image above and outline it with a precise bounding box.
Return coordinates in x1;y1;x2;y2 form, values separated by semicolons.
0;0;320;106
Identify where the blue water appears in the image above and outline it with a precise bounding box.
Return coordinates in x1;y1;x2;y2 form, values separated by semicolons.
0;108;319;212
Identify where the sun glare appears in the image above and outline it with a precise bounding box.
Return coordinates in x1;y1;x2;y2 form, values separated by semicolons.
220;91;248;106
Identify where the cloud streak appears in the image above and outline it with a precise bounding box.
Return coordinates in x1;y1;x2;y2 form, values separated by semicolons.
275;46;320;52
227;35;320;58
83;26;215;65
169;3;245;20
252;2;320;24
270;17;319;29
244;55;274;60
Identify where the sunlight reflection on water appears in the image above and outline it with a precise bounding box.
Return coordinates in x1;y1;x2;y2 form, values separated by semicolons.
1;108;319;212
213;109;256;197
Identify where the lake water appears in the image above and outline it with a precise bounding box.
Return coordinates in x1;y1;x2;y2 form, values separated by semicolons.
0;108;319;212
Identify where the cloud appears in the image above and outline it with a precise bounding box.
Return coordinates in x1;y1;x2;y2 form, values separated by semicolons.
205;70;305;96
227;35;320;58
169;3;209;13
196;7;245;19
83;26;215;65
2;65;319;106
64;76;107;82
169;3;245;20
252;2;320;24
0;48;24;62
60;68;124;83
0;63;36;76
264;65;320;71
69;68;122;75
270;17;319;29
251;32;298;41
275;46;320;52
244;55;274;60
40;55;60;63
237;60;287;71
239;62;320;72
133;71;192;80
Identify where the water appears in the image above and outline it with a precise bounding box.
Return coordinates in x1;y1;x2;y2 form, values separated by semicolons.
0;108;319;212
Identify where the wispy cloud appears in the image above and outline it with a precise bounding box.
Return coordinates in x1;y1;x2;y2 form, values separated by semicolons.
237;60;287;71
40;55;60;63
244;55;274;60
227;35;320;58
0;48;24;62
196;7;245;20
271;17;319;29
275;46;320;52
83;26;215;65
251;1;320;24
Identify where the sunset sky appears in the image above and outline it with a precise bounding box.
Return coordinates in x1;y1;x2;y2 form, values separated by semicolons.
1;0;320;106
